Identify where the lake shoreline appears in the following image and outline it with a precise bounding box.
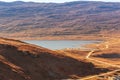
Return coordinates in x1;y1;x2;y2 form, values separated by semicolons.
4;35;110;41
24;40;101;50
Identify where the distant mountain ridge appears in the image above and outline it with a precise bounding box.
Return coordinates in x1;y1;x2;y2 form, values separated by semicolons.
0;1;120;39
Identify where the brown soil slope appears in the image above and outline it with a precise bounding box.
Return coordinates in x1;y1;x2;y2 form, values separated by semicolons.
0;1;120;40
0;38;108;80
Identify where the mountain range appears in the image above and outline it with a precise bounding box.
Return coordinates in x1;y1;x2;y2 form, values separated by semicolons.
0;1;120;39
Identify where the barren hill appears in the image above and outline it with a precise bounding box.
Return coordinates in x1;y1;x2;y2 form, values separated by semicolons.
0;1;120;39
0;38;108;80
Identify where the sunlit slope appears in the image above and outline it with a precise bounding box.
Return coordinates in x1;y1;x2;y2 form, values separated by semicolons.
0;1;120;39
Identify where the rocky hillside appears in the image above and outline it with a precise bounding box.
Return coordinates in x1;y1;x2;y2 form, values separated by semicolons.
0;38;108;80
0;1;120;39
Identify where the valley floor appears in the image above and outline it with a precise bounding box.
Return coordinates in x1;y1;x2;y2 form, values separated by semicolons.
59;38;120;80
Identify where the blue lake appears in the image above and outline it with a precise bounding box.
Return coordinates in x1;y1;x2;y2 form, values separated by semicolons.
24;40;100;50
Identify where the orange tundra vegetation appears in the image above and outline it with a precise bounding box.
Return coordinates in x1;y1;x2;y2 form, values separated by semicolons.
0;38;108;80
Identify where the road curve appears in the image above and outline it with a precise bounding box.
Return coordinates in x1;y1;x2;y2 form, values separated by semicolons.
80;49;120;80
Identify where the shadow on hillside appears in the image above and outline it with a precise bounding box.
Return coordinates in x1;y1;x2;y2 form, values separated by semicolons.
94;53;120;58
0;44;109;80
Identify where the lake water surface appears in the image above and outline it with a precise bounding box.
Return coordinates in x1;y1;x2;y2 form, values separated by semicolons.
24;40;101;50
